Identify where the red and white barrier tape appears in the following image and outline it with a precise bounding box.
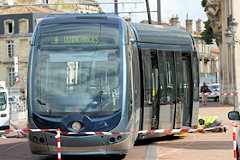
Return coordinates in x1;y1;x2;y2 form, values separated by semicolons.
0;129;57;133
60;126;223;135
233;123;238;160
0;126;223;135
0;126;225;159
200;93;238;96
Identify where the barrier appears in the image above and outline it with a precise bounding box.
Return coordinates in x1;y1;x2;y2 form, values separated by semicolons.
233;123;238;160
60;126;224;135
0;126;225;159
57;128;61;160
0;129;57;133
200;92;238;96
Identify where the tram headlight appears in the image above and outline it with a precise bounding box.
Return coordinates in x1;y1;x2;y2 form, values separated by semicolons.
72;121;81;131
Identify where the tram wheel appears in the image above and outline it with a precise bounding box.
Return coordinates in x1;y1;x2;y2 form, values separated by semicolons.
109;154;126;160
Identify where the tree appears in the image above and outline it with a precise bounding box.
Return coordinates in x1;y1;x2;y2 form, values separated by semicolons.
201;0;207;9
201;0;215;44
201;20;215;44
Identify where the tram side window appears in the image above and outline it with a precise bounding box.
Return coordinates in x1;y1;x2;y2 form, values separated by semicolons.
126;33;133;120
151;50;159;97
128;26;141;111
166;51;176;103
175;52;184;103
158;51;175;104
192;52;199;101
142;49;153;104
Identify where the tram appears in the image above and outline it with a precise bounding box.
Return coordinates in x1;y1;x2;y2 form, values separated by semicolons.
0;81;10;132
27;14;199;156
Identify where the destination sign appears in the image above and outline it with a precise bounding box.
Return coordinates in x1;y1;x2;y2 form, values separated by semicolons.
39;23;119;48
50;35;99;45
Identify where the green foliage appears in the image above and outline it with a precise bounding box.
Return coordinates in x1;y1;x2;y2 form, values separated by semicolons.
201;0;207;8
201;0;215;44
201;20;215;44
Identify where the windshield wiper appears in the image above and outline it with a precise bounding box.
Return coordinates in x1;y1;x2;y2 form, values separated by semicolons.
81;91;103;114
37;99;46;105
36;99;51;115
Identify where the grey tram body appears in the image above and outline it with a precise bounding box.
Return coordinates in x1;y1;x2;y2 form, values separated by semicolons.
27;14;199;155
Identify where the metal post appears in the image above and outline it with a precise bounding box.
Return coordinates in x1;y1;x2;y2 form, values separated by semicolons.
230;19;239;111
145;0;152;24
114;0;118;15
233;32;238;111
157;0;161;25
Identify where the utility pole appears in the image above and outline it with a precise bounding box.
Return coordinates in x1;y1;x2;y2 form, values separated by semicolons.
157;0;161;25
114;0;118;15
145;0;152;24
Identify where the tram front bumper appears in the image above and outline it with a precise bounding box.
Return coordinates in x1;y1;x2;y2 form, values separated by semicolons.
29;131;133;155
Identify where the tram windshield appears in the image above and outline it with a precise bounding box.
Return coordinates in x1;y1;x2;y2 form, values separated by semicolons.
0;92;7;111
33;23;121;115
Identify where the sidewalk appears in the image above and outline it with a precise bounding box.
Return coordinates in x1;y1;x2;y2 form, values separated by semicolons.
10;118;27;130
156;102;235;160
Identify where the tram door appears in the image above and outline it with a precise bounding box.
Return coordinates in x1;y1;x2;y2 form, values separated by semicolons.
141;49;154;130
157;51;177;129
141;49;161;130
141;49;192;130
174;52;184;129
182;52;193;127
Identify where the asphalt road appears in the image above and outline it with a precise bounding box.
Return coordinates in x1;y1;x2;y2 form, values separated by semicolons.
0;102;235;160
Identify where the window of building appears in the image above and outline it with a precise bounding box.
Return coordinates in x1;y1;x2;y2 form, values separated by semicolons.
42;0;48;4
4;20;14;34
19;19;29;34
7;40;14;58
8;68;15;86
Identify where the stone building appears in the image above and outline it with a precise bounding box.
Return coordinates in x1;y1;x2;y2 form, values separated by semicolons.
203;0;240;108
0;5;61;95
3;0;100;14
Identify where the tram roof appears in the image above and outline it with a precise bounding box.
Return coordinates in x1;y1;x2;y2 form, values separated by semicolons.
40;14;122;25
129;23;193;46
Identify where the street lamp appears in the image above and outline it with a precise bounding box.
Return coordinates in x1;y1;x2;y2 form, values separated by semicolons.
225;30;233;44
225;18;239;111
231;19;238;33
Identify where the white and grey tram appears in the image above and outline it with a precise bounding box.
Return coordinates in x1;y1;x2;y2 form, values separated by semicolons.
27;14;199;156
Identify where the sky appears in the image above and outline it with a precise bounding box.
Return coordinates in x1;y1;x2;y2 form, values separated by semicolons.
99;0;208;30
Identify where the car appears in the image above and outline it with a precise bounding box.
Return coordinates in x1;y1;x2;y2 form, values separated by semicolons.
228;111;240;159
8;96;15;102
208;83;220;92
8;96;17;108
199;85;219;102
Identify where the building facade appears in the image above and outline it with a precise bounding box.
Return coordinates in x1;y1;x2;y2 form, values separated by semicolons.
204;0;240;107
7;0;100;13
0;6;61;95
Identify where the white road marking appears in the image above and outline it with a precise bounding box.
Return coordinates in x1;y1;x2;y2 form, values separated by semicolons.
145;143;158;160
0;141;27;154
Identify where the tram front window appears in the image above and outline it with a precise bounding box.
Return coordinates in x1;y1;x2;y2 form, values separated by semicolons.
0;92;6;111
34;23;120;115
